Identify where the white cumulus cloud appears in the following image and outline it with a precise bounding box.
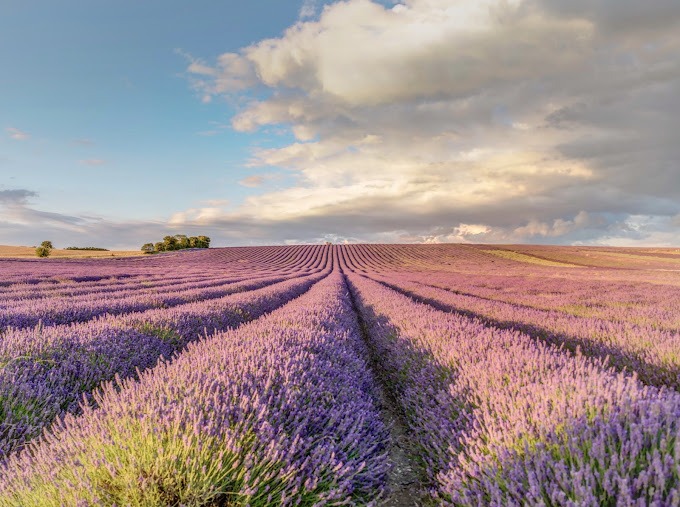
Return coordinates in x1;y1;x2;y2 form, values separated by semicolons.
180;0;680;245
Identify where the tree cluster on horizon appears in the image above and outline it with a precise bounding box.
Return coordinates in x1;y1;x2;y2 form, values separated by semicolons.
65;246;109;251
141;235;210;254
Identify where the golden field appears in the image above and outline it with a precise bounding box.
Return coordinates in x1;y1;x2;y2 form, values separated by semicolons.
0;245;143;258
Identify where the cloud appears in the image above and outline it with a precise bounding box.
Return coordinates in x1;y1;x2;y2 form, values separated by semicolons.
5;127;29;141
0;188;99;244
168;207;227;226
179;0;678;245
180;49;258;104
201;199;230;207
299;0;318;19
0;191;87;231
0;189;37;205
0;188;162;249
239;175;266;188
79;159;106;166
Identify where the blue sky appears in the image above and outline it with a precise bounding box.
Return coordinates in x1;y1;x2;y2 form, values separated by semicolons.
1;0;301;222
1;0;680;248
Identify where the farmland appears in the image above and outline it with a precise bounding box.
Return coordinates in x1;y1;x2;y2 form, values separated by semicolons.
0;245;142;259
1;244;680;506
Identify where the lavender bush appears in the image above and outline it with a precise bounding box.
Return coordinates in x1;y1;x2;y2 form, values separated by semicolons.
0;271;389;506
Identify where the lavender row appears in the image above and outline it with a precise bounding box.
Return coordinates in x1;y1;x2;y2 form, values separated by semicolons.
0;246;330;331
0;251;208;287
402;270;680;331
0;269;316;332
0;272;222;304
0;247;327;309
0;266;308;308
0;271;389;506
346;272;680;505
343;243;680;330
0;270;328;461
373;274;680;391
0;245;326;288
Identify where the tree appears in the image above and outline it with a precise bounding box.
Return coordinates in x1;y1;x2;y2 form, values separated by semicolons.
141;234;210;252
36;240;53;258
163;235;178;251
174;234;190;249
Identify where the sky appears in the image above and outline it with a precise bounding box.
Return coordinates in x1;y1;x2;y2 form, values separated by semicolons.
1;0;679;249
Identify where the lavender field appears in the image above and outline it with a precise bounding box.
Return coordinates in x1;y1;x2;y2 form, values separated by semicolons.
1;244;680;506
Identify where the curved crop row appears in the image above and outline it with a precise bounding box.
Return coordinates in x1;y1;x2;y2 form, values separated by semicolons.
0;245;326;289
0;269;321;332
345;272;680;505
373;274;680;391
0;272;224;305
0;271;389;506
0;246;332;331
389;269;680;331
0;246;330;310
0;270;328;461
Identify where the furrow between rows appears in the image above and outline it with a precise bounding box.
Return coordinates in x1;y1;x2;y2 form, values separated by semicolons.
341;271;424;506
0;270;390;506
0;269;324;332
371;274;680;392
0;270;328;462
346;272;680;505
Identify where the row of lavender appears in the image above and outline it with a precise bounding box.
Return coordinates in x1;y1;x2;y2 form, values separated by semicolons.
338;244;680;503
369;273;680;391
0;246;328;330
0;271;308;330
0;271;329;461
0;244;328;290
0;271;390;506
1;243;679;504
344;243;680;330
0;244;326;288
341;264;680;505
0;246;333;462
340;244;680;390
0;243;329;304
0;270;253;303
418;271;680;330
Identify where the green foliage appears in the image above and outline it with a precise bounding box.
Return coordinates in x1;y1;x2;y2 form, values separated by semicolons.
35;247;51;258
174;234;190;249
65;246;109;251
5;411;292;507
141;243;155;254
135;323;184;348
35;241;53;258
142;235;211;253
196;235;211;248
163;235;178;251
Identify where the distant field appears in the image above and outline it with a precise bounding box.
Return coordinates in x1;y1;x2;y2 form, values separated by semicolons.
0;245;143;258
481;247;580;267
1;243;680;505
482;244;680;270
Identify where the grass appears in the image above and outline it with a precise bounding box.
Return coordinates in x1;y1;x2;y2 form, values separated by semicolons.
482;249;579;268
0;245;143;259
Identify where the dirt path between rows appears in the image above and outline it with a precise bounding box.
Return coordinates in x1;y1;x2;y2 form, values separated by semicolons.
344;274;425;506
